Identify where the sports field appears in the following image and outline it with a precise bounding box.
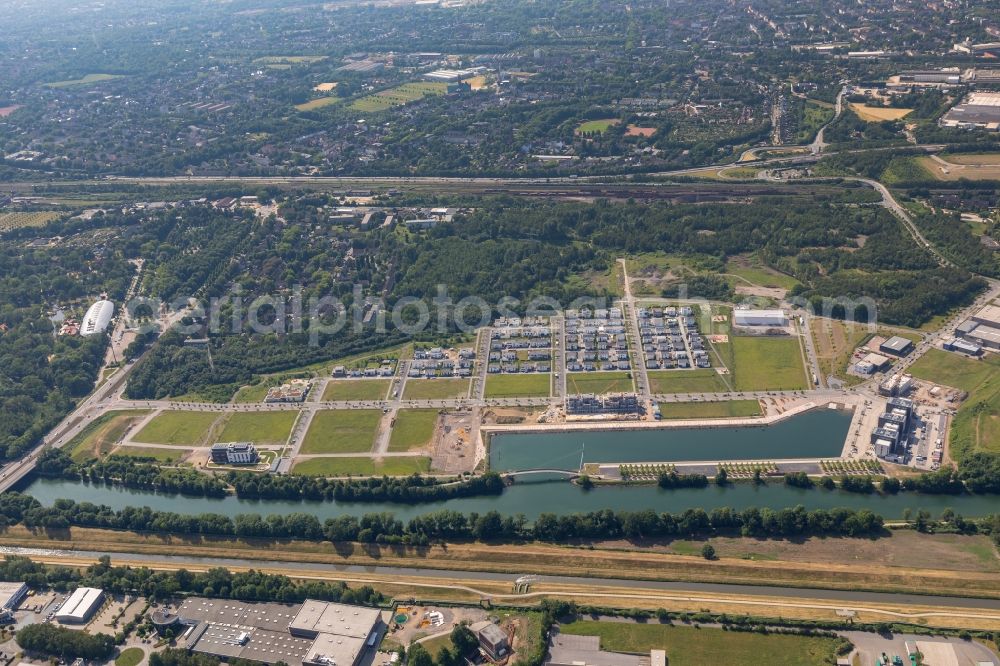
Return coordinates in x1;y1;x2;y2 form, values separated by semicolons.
388;409;439;452
485;373;550;398
403;378;469;400
558;620;843;666
132;411;219;446
295;97;339;111
567;371;633;395
350;82;448;112
44;73;124;88
323;379;391;401
216;411;297;445
648;369;729;394
731;336;808;391
658;400;761;420
575;118;620;135
300;409;381;454
293;456;430;476
848;103;912;122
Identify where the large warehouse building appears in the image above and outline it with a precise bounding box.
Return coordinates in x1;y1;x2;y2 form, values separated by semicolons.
0;581;28;621
939;92;1000;131
733;309;788;327
179;598;383;666
56;587;104;624
956;304;1000;350
80;299;115;337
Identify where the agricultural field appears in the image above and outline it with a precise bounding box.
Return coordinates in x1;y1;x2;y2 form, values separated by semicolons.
648;369;730;394
44;73;125;88
567;371;633;395
388;409;439;452
323;379;391;401
730;336;809;391
295;97;339;112
293;456;430;476
558;620;845;666
350;82;447;112
0;211;60;232
403;378;469;400
216;411;297;445
300;409;381;454
809;317;872;386
909;349;1000;459
485;373;551;398
848;103;913;122
575;118;620;135
132;411;220;446
657;400;761;419
66;410;150;462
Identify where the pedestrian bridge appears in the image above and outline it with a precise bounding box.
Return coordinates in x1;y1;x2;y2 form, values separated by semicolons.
504;468;580;478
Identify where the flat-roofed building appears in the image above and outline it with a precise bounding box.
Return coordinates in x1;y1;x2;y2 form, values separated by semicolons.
939;92;1000;131
0;581;28;612
879;336;914;357
972;304;1000;327
470;621;510;660
56;587;104;624
289;600;381;640
733;309;787;327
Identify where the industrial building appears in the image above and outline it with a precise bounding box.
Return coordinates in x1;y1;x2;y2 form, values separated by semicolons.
855;352;890;375
733;309;788;327
956;306;1000;350
567;393;640;415
210;442;259;465
0;582;28;614
470;621;511;660
56;587;104;624
179;598;382;666
943;336;982;356
879;336;914;357
80;299;114;337
939;92;1000;131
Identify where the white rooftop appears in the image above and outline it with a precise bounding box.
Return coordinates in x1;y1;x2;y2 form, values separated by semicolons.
289;600;380;639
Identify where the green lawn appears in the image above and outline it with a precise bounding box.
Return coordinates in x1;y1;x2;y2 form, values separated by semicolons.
300;409;382;454
388;409;439;452
485;373;551;398
558;621;843;666
648;369;730;394
216;411;297;445
113;446;189;463
132;411;220;446
350;82;448;112
66;410;150;462
731;336;808;391
44;73;124;88
658;400;761;419
115;648;144;666
909;349;1000;459
403;378;469;400
567;372;634;395
293;456;430;476
324;379;391;401
576;118;620;135
724;256;801;290
295;97;339;111
232;383;273;404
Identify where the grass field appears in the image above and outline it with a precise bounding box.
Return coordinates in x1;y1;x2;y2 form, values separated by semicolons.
324;379;391;401
300;409;381;454
44;73;125;88
658;400;761;419
216;411;297;445
113;446;189;462
648;369;730;394
724;256;800;290
576;118;620;135
909;349;1000;459
115;648;144;666
293;456;430;476
295;97;339;111
403;378;469;400
232;383;273;404
810;318;871;386
253;56;326;65
132;411;220;446
388;409;439;452
848;103;913;122
350;82;447;112
796;99;836;143
0;211;60;232
731;336;808;391
558;621;843;666
485;373;551;398
567;371;633;395
917;155;1000;182
718;166;762;179
66;410;150;462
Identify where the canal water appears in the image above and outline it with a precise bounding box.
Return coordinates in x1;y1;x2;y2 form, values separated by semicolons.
489;408;851;471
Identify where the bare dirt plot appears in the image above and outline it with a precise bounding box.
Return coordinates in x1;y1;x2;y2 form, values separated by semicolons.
625;125;657;137
848;103;913;122
941;153;1000;166
918;155;1000;181
432;410;479;473
810;318;871;385
0;105;22;117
